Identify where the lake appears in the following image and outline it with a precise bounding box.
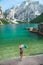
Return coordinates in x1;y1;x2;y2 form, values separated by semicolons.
0;23;39;45
0;23;43;60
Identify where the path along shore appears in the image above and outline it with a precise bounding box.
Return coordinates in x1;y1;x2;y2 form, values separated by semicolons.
0;54;43;65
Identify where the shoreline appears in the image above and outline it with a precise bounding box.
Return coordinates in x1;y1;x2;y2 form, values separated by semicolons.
0;54;43;65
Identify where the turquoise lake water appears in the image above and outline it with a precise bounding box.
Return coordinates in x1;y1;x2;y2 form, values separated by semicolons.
0;23;43;46
0;23;43;60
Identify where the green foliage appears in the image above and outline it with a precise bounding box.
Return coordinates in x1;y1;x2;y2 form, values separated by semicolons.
0;22;1;24
0;18;9;24
17;20;27;23
30;13;43;23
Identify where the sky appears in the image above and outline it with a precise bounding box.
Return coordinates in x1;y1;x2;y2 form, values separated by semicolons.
0;0;43;12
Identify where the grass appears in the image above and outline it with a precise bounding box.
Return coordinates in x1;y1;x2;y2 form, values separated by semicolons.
0;37;43;60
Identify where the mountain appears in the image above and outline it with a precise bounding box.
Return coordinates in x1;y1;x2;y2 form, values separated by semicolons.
0;6;4;18
3;0;43;23
30;13;43;23
4;6;19;20
14;0;43;22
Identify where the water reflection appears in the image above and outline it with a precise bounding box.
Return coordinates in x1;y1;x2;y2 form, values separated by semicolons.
0;24;43;44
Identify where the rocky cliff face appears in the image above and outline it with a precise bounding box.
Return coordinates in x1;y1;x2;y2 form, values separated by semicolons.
6;6;19;20
0;7;4;19
14;0;43;22
4;0;43;23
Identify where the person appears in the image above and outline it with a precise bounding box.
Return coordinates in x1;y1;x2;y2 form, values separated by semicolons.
19;45;23;60
19;44;27;60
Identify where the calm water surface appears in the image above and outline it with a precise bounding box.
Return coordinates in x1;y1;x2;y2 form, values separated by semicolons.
0;23;43;46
